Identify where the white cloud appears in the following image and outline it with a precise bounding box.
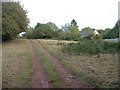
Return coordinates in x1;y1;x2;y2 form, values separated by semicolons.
20;0;119;30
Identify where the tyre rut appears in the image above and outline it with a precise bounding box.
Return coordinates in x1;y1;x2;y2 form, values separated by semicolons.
28;40;50;88
34;40;94;88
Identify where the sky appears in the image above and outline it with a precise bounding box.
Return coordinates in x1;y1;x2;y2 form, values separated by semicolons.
19;0;119;30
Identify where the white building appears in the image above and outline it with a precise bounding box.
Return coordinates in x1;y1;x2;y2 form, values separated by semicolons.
80;30;99;37
19;32;26;37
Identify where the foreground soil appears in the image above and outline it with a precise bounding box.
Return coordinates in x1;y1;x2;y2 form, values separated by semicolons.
38;39;118;88
30;40;94;88
4;39;117;88
28;40;49;88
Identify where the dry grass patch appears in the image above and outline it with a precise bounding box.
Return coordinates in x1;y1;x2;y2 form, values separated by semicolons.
2;39;32;88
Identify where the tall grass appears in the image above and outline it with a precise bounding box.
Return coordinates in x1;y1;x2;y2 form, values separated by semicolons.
62;39;119;55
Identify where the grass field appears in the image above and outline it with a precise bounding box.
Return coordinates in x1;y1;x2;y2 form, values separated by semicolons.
2;39;32;88
38;39;118;88
2;39;118;88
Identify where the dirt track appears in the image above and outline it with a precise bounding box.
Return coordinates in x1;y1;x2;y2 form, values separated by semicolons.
28;40;49;88
28;40;94;88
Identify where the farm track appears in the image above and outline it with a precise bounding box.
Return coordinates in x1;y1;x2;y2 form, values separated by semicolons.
28;40;50;88
2;39;118;88
33;40;94;88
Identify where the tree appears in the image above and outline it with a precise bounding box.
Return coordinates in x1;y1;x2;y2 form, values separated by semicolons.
61;20;80;40
56;29;65;39
2;2;29;41
41;24;54;38
108;20;120;38
68;26;79;39
103;28;111;39
71;19;77;26
61;23;70;32
25;27;34;39
69;26;79;33
35;23;42;29
97;28;111;39
46;22;58;31
26;23;55;39
105;21;119;39
81;27;95;31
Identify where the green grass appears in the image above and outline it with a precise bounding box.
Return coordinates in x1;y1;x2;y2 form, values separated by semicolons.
62;39;119;55
17;52;32;88
32;40;66;88
37;39;119;88
17;40;32;88
2;39;32;88
37;40;103;87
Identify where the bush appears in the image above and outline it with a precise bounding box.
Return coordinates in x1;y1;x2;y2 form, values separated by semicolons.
62;39;119;55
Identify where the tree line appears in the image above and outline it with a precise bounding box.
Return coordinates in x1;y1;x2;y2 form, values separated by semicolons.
2;1;119;41
25;19;119;40
25;19;80;40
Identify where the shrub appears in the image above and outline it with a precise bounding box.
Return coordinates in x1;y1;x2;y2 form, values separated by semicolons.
62;39;119;55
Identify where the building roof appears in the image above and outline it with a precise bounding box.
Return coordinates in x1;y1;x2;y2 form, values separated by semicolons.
80;30;99;37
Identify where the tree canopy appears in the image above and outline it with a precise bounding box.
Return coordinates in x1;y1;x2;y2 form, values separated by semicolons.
105;20;119;38
2;2;29;41
25;19;119;40
81;27;95;31
25;20;80;40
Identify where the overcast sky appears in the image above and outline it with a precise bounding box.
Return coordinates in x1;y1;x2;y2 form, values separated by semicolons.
19;0;119;30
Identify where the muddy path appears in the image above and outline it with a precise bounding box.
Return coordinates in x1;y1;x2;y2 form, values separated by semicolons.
34;40;94;88
28;40;49;88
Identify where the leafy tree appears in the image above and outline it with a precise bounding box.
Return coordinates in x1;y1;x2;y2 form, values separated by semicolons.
103;28;111;39
81;27;95;31
58;29;65;39
2;2;29;41
60;20;80;40
46;22;58;31
69;26;79;33
105;21;119;39
68;26;79;39
25;27;34;39
53;29;65;39
26;23;55;39
61;23;70;32
41;24;54;38
97;28;111;39
35;23;42;29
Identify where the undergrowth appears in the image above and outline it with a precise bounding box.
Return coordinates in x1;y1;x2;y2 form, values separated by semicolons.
62;39;119;55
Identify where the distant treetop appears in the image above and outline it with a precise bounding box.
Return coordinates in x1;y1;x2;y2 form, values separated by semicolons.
71;19;77;26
